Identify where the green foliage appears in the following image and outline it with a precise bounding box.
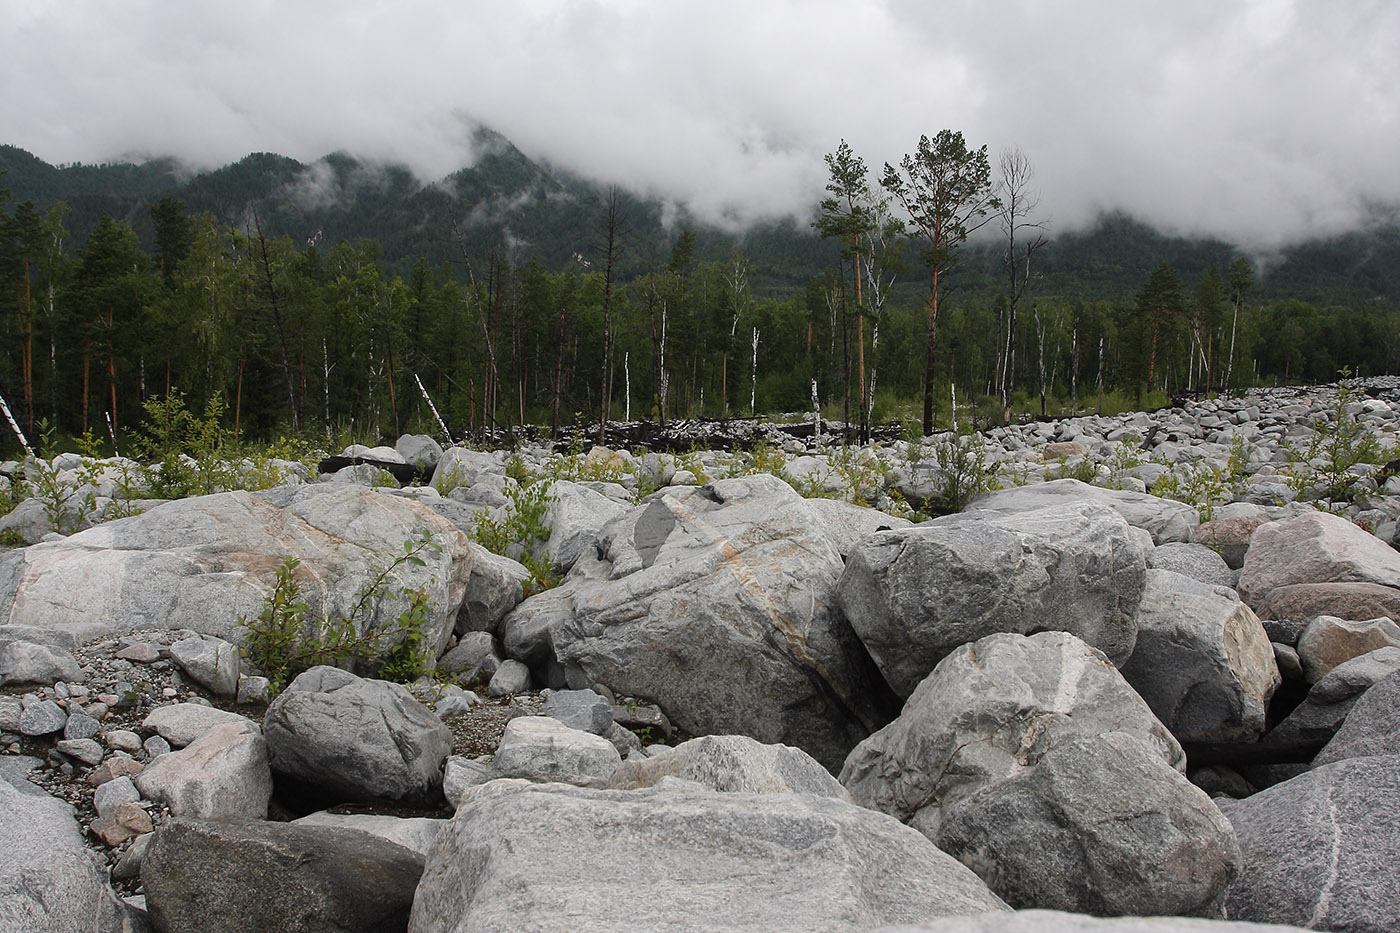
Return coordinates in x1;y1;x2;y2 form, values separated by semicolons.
1282;370;1395;510
237;531;443;695
1150;437;1253;522
131;391;237;498
470;479;558;596
927;432;999;515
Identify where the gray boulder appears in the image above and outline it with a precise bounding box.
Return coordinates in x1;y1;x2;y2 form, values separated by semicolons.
841;632;1238;918
293;811;446;859
873;910;1310;930
437;630;501;683
1314;670;1400;765
802;497;914;559
1263;647;1400;752
263;666;452;804
838;501;1146;696
487;658;531;696
1220;754;1400;932
540;688;613;735
1238;510;1400;612
486;716;622;787
1250;582;1400;631
1148;542;1236;589
409;779;1008;932
19;698;67;736
1192;515;1269;570
541;474;894;772
1296;614;1400;683
607;734;850;799
0;637;83;686
143;817;424;933
453;542;528;635
395;434;444;473
0;770;136;933
967;478;1200;544
0;485;473;655
168;633;240;698
134;721;272;820
542;479;628;573
1120;570;1279;743
142;702;256;748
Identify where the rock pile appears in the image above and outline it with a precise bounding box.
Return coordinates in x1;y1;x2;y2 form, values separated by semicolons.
5;379;1400;930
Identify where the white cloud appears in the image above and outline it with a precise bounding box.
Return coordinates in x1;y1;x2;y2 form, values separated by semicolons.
2;0;1397;248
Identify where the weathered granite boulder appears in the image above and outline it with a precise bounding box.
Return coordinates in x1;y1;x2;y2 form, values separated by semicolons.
1238;510;1400;612
1147;542;1236;589
838;501;1146;695
1119;570;1279;743
293;811;446;859
1251;582;1400;630
0;637;83;686
143;702;257;748
967;478;1199;544
1296;614;1400;683
1220;754;1400;932
542;480;628;573
523;474;895;772
872;910;1311;930
539;688;613;735
134;720;272;820
802;497;914;559
0;485;472;656
485;716;622;788
168;633;240;697
263;666;452;804
0;768;136;933
1263;647;1400;753
1313;670;1400;766
409;779;1008;932
453;542;528;635
841;632;1238;918
143;817;424;933
1192;515;1268;570
607;734;850;799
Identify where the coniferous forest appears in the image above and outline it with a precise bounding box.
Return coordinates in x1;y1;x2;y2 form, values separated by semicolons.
1;128;1398;455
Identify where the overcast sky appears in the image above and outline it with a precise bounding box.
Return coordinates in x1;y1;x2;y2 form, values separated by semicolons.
4;0;1397;249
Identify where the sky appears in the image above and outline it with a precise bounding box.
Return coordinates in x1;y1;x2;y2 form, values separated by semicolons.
3;0;1398;250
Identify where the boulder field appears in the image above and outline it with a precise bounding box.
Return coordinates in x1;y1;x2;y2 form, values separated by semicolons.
6;379;1400;930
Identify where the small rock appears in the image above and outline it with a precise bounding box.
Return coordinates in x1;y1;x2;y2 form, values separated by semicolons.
105;729;142;753
111;832;151;881
442;756;491;807
143;702;257;748
144;735;172;759
0;695;21;731
115;643;162;663
90;801;154;847
62;710;101;740
93;775;141;818
236;675;270;705
19;698;67;736
86;755;144;787
55;738;105;765
488;659;531;697
169;634;241;698
0;639;83;687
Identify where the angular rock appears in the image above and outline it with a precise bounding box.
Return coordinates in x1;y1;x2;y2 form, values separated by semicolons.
134;720;272;820
1220;754;1400;931
395;434;444;473
55;737;104;765
1;769;136;932
0;485;472;656
487;716;622;787
841;632;1238;918
142;702;256;748
143;817;424;933
294;811;446;859
487;658;530;696
0;638;83;686
263;665;451;804
89;801;153;847
839;501;1146;696
442;756;491;807
967;477;1199;544
19;698;67;736
168;633;241;697
437;630;500;682
1264;647;1400;752
802;497;914;559
92;774;141;819
540;688;613;735
1147;542;1236;589
409;779;1007;932
544;474;896;771
1296;614;1400;683
63;709;101;740
607;734;850;799
1238;510;1400;611
1119;570;1279;743
1192;515;1268;570
542;479;628;573
1314;670;1400;765
453;542;528;635
1252;581;1400;629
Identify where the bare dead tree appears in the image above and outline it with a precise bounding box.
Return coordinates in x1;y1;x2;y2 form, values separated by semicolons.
997;147;1047;424
597;188;628;445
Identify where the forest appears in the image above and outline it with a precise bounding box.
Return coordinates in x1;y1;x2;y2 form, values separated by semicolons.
1;128;1398;456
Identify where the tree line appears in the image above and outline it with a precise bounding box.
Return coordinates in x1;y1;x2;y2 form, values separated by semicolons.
0;134;1397;456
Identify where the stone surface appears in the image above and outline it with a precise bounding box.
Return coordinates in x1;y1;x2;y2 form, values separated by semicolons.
0;769;135;932
607;734;850;799
0;638;83;686
294;811;446;858
134;720;272;820
802;497;914;559
1119;570;1279;742
542;479;629;573
540;688;613;735
1238;510;1400;611
1251;582;1400;630
1147;542;1236;589
1296;614;1400;683
1192;515;1268;570
838;501;1146;696
1313;670;1400;765
486;715;622;787
20;698;67;735
841;632;1238;918
143;816;424;933
872;911;1312;931
1220;754;1400;932
487;658;530;696
263;665;452;804
0;485;472;657
437;630;500;683
454;542;529;635
967;478;1200;544
540;474;894;771
409;779;1008;932
1263;647;1400;752
168;633;241;697
142;702;256;748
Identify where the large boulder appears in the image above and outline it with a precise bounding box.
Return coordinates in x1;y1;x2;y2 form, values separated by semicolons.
0;768;136;932
1119;570;1280;743
541;480;628;573
1313;670;1400;766
0;485;472;655
967;478;1200;544
453;542;529;635
841;632;1239;918
515;474;896;772
1296;614;1400;683
263;666;452;804
802;497;915;559
1262;647;1400;753
837;501;1146;696
143;817;424;933
485;716;622;788
1250;582;1400;630
607;734;850;798
1238;510;1400;612
408;779;1008;932
872;911;1312;930
134;720;272;820
1220;754;1400;931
